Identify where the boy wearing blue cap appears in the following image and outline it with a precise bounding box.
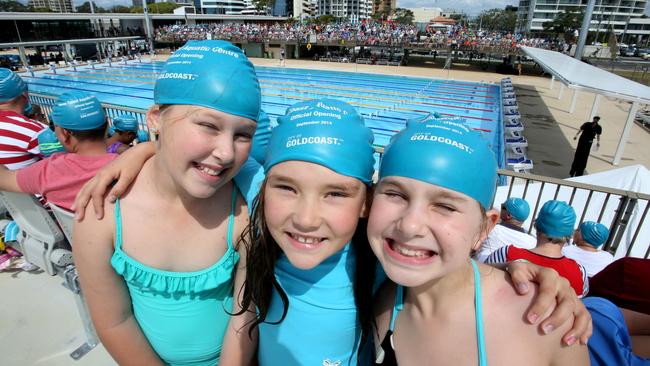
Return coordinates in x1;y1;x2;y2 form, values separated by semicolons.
486;200;589;297
36;128;65;157
563;221;614;277
370;122;589;365
106;114;139;154
476;197;536;262
0;91;116;210
0;68;46;169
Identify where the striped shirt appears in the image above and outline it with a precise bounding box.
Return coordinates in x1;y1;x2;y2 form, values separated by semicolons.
485;245;589;297
0;110;46;170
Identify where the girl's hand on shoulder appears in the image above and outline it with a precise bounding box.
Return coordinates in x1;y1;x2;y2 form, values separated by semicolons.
73;142;155;221
506;261;592;346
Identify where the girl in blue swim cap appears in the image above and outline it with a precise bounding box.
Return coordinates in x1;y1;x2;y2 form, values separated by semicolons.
369;121;590;365
72;40;261;366
74;106;591;364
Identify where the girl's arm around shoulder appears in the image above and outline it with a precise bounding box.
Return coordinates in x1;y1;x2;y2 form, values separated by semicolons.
220;193;258;366
72;200;164;366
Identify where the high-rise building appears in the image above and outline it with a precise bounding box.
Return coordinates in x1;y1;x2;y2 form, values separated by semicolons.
317;0;372;20
199;0;245;14
293;0;316;18
517;0;647;34
29;0;74;12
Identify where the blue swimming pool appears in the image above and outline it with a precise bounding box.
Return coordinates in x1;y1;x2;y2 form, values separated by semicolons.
23;61;505;170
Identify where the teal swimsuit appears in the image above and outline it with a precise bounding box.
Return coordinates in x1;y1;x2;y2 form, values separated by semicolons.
376;259;488;366
110;188;240;366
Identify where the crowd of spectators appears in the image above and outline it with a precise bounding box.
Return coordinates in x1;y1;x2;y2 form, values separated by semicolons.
154;21;566;52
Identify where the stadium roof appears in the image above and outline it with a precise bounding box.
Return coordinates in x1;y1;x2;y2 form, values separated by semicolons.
520;46;649;165
521;45;650;104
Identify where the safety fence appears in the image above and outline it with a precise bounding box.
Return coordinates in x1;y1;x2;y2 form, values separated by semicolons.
499;170;649;259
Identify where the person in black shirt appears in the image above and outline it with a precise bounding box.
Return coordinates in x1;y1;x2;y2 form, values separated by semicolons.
570;116;602;177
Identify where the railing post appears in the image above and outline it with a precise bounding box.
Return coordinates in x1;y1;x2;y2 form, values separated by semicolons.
605;196;637;255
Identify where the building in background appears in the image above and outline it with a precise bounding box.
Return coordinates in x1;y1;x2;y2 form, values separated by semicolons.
317;0;372;21
198;0;245;14
408;7;442;24
28;0;74;12
517;0;647;34
291;0;316;18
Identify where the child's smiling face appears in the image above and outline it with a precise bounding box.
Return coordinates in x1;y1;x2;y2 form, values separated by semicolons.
367;176;492;288
264;161;368;270
150;105;256;199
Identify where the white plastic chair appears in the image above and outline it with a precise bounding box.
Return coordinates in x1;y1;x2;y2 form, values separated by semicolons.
0;191;71;275
50;203;74;244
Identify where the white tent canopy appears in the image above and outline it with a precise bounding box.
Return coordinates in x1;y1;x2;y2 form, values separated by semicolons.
520;46;650;165
495;165;650;259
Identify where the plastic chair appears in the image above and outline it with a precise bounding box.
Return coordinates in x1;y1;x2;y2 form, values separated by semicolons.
50;203;74;243
0;191;71;275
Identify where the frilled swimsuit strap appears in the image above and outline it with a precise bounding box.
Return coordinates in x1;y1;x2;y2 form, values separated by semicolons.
471;258;488;366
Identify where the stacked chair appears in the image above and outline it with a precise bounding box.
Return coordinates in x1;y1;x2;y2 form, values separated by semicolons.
501;78;534;173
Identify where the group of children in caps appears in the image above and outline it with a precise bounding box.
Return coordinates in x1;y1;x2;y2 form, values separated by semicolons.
0;68;148;218
5;40;641;365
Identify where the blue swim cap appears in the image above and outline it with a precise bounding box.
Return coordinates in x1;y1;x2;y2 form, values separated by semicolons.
579;221;609;248
154;40;261;122
535;200;576;238
137;129;150;143
112;114;139;132
51;91;106;130
503;197;530;222
37;129;65;157
264;99;375;184
380;118;497;210
250;110;272;164
0;68;27;103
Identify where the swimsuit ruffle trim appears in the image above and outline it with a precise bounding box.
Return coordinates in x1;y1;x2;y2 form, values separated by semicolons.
111;250;239;294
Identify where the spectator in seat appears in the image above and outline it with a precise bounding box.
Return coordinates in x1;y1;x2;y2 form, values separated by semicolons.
106;114;139;154
0;91;117;211
476;197;536;262
0;68;46;170
563;221;614;277
486;200;589;297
